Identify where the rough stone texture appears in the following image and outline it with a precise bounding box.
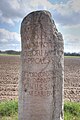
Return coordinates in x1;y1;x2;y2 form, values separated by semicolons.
19;11;64;120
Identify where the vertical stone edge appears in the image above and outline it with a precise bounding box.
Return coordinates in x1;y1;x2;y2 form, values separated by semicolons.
18;28;24;120
53;31;64;120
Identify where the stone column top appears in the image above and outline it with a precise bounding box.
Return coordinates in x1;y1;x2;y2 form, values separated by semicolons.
21;10;52;24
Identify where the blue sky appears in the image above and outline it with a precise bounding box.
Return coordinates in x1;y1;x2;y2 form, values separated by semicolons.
0;0;80;53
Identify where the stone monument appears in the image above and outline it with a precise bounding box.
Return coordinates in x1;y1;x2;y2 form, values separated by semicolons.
19;10;64;120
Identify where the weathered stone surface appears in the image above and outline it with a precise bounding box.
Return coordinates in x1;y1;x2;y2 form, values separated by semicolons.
19;10;64;120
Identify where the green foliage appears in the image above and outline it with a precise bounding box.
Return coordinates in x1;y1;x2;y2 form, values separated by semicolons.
0;100;18;117
64;102;80;120
0;100;80;120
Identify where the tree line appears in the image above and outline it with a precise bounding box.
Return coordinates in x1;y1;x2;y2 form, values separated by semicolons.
64;52;80;56
0;50;20;55
0;50;80;56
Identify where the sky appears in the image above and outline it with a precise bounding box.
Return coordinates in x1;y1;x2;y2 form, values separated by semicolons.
0;0;80;53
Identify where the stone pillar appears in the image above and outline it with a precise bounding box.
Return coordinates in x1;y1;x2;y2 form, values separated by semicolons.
19;10;64;120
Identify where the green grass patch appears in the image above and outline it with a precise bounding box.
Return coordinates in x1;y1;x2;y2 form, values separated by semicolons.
0;100;18;120
0;53;20;56
64;102;80;120
64;55;80;58
0;100;80;120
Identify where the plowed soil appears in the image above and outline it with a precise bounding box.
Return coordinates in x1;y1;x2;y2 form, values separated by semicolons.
0;55;80;102
64;57;80;102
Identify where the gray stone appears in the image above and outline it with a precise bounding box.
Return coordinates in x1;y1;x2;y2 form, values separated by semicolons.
19;10;64;120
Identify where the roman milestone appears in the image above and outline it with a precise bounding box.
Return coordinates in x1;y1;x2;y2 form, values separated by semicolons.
19;10;64;120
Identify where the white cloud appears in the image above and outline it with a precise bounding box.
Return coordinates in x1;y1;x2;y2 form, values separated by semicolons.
70;0;80;13
57;22;80;53
0;28;20;42
0;28;21;50
54;0;80;16
1;17;14;25
64;34;80;43
0;0;80;52
0;0;80;25
64;33;80;53
62;24;80;29
64;43;80;53
0;0;53;25
0;0;22;25
29;0;53;9
8;0;20;10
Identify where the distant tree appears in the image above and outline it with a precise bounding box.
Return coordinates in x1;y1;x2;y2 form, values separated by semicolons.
5;50;21;55
64;52;80;56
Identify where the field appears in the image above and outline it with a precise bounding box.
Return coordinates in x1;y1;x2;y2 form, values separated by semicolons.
64;57;80;102
0;55;80;102
0;55;20;101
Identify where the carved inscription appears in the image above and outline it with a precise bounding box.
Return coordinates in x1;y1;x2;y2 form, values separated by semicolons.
24;40;53;50
23;39;54;64
23;71;53;97
22;37;54;97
